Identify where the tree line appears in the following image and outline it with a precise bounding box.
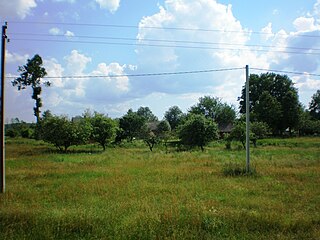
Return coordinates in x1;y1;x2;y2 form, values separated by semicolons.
7;54;320;152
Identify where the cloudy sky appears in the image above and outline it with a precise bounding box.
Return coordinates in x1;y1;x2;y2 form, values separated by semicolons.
1;0;320;122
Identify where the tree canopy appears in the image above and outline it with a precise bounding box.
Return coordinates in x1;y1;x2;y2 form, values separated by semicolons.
12;54;50;123
239;73;300;134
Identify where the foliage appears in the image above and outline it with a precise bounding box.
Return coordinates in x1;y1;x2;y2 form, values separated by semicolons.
90;113;117;150
137;106;158;122
239;73;300;135
5;118;35;138
309;89;320;120
164;105;184;131
229;121;246;149
41;114;92;152
229;121;270;148
12;54;50;123
118;109;146;142
250;121;270;147
178;114;218;151
189;96;236;127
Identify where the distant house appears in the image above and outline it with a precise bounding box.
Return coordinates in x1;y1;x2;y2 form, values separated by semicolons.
218;123;233;138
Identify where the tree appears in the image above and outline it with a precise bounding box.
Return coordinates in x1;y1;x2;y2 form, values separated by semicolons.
309;90;320;120
12;54;50;123
229;122;246;149
41;114;91;152
91;112;117;150
164;106;184;131
250;121;270;147
239;73;300;135
118;109;145;141
189;96;235;127
178;114;218;151
137;106;158;122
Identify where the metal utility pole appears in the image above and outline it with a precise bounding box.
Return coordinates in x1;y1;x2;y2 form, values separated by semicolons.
245;65;250;173
1;22;7;193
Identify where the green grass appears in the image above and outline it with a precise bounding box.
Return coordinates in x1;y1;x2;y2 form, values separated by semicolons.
1;137;320;239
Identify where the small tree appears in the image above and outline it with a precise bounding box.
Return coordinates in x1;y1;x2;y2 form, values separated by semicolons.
164;106;184;131
309;90;320;120
41;114;91;152
119;109;145;142
91;112;117;150
178;114;218;151
229;122;246;149
12;54;50;123
250;121;270;147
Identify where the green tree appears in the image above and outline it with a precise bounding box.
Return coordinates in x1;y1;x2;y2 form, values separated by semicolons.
309;90;320;120
12;54;50;123
189;96;235;127
164;106;184;131
91;112;117;150
41;114;91;152
119;109;145;141
239;73;300;135
137;106;158;122
250;121;270;147
178;114;218;151
229;122;246;149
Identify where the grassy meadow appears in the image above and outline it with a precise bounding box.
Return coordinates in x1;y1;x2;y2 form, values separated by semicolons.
0;137;320;239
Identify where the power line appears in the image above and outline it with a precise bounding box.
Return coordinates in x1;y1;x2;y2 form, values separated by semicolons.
8;32;320;52
9;38;320;56
8;21;320;38
7;67;244;79
251;68;320;77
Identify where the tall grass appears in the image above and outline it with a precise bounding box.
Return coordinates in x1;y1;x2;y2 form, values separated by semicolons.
1;137;320;239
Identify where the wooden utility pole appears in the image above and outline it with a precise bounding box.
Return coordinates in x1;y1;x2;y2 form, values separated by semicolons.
245;65;250;173
1;22;7;193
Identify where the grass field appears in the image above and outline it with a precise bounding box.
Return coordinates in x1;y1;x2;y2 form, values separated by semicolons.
1;137;320;239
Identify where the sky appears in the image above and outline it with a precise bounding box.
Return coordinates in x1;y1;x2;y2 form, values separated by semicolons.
1;0;320;122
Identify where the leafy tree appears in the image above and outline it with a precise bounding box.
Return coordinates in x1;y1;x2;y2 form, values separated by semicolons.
41;114;91;152
12;54;50;123
309;90;320;120
137;106;158;122
250;121;270;147
229;122;246;149
189;96;235;127
140;123;159;152
164;106;184;131
178;114;218;151
119;109;145;141
239;73;300;135
91;112;117;150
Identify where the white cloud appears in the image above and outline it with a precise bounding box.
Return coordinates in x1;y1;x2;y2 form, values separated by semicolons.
49;27;62;35
6;50;29;64
64;50;92;75
134;0;259;105
95;0;120;13
0;0;37;19
64;30;75;38
261;22;274;41
293;17;318;32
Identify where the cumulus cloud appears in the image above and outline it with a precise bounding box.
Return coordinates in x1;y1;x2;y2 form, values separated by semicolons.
95;0;120;13
134;0;260;104
0;0;37;19
38;50;133;117
6;50;29;64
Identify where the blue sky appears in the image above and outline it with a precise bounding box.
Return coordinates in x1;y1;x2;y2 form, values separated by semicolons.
1;0;320;122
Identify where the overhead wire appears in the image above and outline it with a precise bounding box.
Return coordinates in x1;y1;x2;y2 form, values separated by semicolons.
8;20;320;38
9;38;320;56
7;67;245;80
8;32;320;52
